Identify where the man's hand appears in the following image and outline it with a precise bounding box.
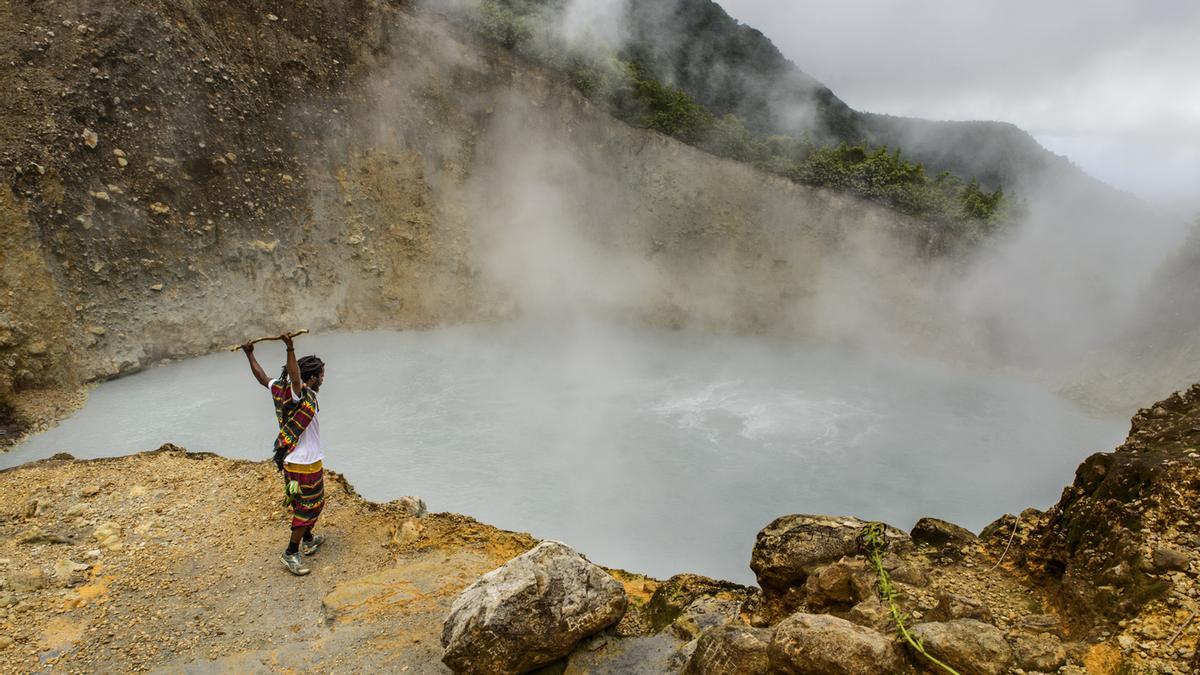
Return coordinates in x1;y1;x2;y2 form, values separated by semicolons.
280;333;294;350
243;342;270;387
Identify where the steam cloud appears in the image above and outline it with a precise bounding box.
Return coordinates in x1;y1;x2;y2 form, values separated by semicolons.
406;0;1193;413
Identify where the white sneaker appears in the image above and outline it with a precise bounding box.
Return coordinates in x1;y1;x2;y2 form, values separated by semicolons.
301;534;325;556
280;551;310;576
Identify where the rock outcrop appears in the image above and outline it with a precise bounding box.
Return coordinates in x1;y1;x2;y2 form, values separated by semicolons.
911;517;978;550
1024;384;1200;636
749;515;907;619
767;612;904;674
683;625;772;675
440;541;628;674
909;619;1014;675
644;573;750;632
669;597;743;641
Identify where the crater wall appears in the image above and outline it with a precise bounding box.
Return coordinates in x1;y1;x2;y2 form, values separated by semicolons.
0;0;943;424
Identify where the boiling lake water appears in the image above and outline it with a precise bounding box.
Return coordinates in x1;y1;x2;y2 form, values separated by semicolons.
7;321;1125;583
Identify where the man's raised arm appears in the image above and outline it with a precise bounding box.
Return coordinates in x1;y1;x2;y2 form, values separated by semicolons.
242;344;271;388
281;333;303;396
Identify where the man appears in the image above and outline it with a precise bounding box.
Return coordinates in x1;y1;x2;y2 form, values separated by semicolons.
242;333;327;576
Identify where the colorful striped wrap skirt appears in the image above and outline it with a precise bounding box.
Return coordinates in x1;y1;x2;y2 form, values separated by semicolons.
284;460;325;529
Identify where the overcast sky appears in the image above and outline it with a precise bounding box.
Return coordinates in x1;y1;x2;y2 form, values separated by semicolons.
715;0;1200;211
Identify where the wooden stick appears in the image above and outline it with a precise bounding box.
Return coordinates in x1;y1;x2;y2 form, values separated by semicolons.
228;329;309;352
1167;609;1197;647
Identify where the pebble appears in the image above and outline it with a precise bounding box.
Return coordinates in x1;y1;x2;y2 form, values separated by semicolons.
11;569;48;592
93;522;122;550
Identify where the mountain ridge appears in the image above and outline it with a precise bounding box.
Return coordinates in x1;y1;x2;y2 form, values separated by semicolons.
606;0;1139;202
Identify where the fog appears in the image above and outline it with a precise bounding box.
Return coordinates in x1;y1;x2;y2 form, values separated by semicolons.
413;0;1192;401
717;0;1200;208
13;0;1192;579
9;325;1125;581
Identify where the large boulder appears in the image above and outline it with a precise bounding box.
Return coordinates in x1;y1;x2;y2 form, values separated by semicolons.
684;624;773;675
750;515;909;595
768;613;904;674
441;541;628;674
908;619;1013;675
910;517;978;549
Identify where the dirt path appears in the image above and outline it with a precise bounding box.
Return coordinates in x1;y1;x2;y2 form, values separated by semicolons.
0;447;545;673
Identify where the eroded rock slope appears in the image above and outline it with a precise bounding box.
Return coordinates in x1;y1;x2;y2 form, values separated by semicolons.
1;0;948;441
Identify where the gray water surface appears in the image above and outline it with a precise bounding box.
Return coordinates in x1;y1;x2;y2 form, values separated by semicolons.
8;320;1125;583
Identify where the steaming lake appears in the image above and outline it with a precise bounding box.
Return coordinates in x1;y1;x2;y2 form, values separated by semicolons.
7;320;1125;583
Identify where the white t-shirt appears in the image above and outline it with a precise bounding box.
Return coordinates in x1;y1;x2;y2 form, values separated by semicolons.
271;379;323;466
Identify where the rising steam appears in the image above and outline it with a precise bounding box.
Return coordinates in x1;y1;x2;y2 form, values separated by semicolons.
405;0;1192;413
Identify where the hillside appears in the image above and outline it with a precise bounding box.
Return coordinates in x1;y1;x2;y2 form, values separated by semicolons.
474;0;1135;200
0;0;958;440
620;0;859;142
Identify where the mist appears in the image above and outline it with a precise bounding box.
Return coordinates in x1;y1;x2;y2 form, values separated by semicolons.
716;0;1200;209
9;0;1191;585
409;0;1193;414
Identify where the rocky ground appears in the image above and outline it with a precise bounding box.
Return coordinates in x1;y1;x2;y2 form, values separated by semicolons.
0;447;549;672
0;387;88;450
4;385;1200;674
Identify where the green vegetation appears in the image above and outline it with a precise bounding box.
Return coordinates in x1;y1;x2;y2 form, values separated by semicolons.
862;523;962;675
451;0;1011;239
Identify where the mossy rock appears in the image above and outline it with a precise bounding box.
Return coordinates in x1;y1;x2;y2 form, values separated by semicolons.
644;574;750;632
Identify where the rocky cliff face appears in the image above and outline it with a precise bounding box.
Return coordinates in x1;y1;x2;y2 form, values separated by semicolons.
1;0;946;438
1024;386;1200;642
